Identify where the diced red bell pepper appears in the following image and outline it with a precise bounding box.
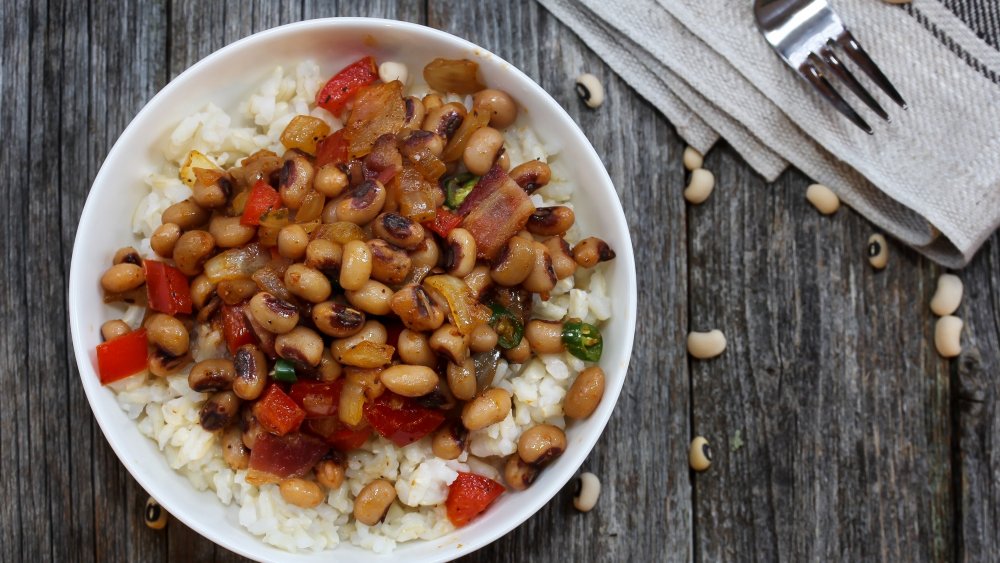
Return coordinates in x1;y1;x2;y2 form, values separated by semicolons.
143;260;193;315
446;472;506;527
240;180;282;226
289;379;344;419
363;393;446;447
253;384;306;436
96;329;149;384
303;416;373;450
316;56;379;115
221;304;256;354
422;208;464;238
314;128;350;169
247;432;329;484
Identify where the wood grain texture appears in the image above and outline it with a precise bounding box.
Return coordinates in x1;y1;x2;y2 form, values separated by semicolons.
1;0;998;561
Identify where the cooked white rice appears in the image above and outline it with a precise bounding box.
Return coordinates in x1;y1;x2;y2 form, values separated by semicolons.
110;61;612;553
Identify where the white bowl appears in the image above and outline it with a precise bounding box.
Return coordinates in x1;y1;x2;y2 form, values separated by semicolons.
69;18;637;562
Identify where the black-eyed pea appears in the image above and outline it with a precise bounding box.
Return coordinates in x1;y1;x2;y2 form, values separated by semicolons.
432;422;467;460
368;239;412;285
312;301;366;338
101;263;145;293
430;323;469;364
380;364;439;397
682;147;703;171
490;236;534;286
402;96;426;129
527;206;575;237
463;264;493;300
233;344;267;400
397;329;437;367
867;234;889;270
575;73;604;108
315;459;345;490
192;175;232;209
687;330;726;359
353;479;396;526
161;199;209;230
544;236;577;280
372;212;426;250
683;169;715;204
422;93;443;112
340;240;373;291
279;154;315;210
221;425;250;471
330;320;388;361
447;358;477;401
522;242;556;295
277;224;310;260
189;274;216;310
503;454;539;491
209;216;256;249
806;183;840;215
279;478;324;508
573;472;601;512
101;319;132;341
215;278;258;306
472;89;518;129
151;222;182;258
199;390;241;431
508;161;551;193
517;424;566;465
930;274;963;316
469;323;499;353
422;102;466;139
173;230;215;276
346;280;393;316
336;180;386;225
275;326;325;367
689;436;712;471
525;320;565;354
284;263;332;303
934;315;963;358
503;337;531;364
305;239;342;273
445;228;477;277
461;388;511;431
564;366;605;419
112;247;142;266
145;313;189;357
462;127;504;175
572;237;616;268
187;358;236;392
248;291;300;334
145;497;168;530
313;164;349;198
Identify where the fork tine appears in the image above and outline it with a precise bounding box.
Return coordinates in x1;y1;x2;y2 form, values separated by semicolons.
798;58;873;134
817;45;890;122
835;30;908;109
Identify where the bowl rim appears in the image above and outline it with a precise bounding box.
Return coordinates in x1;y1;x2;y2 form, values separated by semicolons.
69;16;637;562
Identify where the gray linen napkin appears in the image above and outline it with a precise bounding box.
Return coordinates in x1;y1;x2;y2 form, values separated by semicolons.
539;0;1000;267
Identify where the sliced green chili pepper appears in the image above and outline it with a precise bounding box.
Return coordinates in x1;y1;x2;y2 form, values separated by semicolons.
489;303;523;349
562;320;603;362
444;173;479;209
270;358;298;383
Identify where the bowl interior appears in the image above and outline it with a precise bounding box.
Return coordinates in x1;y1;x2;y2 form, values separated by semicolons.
69;18;636;562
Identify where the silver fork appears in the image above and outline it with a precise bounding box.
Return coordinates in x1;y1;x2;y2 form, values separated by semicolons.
753;0;907;134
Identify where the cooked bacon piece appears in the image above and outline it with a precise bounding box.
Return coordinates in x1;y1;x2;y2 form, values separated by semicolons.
246;432;328;485
458;165;535;260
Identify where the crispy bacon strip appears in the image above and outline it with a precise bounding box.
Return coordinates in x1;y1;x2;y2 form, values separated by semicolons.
459;165;535;260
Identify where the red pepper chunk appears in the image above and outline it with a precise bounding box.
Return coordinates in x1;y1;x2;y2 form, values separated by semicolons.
314;128;349;169
96;329;149;384
363;393;446;447
253;384;306;436
143;260;192;315
221;304;256;354
241;180;282;226
422;208;464;238
327;426;373;451
289;380;344;419
446;472;506;527
316;56;379;115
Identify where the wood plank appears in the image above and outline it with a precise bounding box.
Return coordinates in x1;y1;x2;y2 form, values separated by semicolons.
427;2;693;561
688;147;954;561
954;237;1000;562
0;1;33;559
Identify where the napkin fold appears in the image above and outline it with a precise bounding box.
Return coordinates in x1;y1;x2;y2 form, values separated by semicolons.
539;0;1000;267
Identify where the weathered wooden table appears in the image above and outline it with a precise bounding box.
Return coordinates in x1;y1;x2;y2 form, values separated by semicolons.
3;1;998;561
